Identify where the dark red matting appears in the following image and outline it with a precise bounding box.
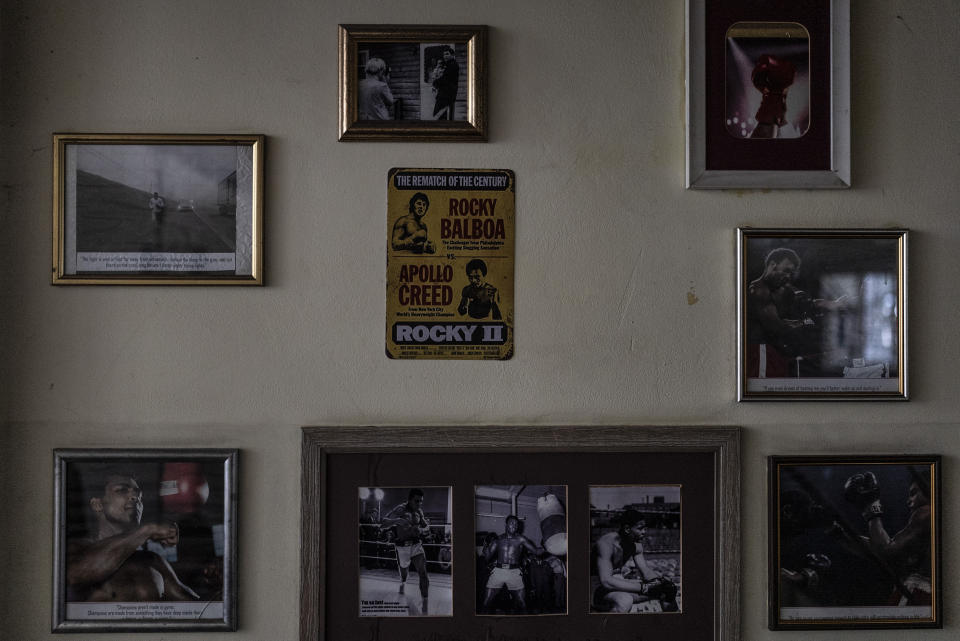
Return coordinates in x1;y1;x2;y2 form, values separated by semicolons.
705;0;832;171
325;451;716;640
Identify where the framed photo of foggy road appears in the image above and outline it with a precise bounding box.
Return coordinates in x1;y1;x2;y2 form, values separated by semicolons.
769;455;941;629
301;425;740;641
52;134;263;285
685;0;850;188
53;448;238;632
737;228;908;401
338;25;488;141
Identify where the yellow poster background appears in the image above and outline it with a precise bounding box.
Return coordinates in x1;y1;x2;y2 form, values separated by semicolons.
386;168;515;359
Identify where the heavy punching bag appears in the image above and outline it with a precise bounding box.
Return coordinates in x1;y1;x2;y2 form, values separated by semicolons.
160;462;210;515
536;493;567;556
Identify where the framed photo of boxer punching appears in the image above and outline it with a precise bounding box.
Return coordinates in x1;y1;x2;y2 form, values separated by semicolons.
685;0;850;188
52;449;238;632
737;228;908;401
301;425;740;641
768;455;942;629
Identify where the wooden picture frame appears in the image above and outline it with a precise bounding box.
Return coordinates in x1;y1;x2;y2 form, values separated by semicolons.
686;0;850;188
338;25;488;141
738;228;908;401
768;455;941;629
53;448;239;632
52;133;264;285
301;425;740;641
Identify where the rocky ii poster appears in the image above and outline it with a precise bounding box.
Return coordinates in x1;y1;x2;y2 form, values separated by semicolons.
386;168;514;359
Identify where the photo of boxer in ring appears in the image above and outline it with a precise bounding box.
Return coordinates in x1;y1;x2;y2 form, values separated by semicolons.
589;485;681;614
57;453;233;628
725;22;810;139
474;485;567;615
358;486;452;617
771;457;939;628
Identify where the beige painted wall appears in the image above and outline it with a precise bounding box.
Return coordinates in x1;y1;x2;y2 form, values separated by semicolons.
1;1;957;639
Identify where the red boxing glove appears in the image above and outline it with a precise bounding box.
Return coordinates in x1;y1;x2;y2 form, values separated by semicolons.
752;54;796;126
160;462;210;515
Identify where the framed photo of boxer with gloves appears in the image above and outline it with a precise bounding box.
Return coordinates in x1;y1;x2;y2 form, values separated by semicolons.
475;485;569;616
685;0;850;188
768;455;941;629
738;228;908;401
301;425;740;641
357;485;453;617
53;449;238;632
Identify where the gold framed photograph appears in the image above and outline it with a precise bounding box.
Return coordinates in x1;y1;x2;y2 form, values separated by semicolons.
769;455;941;629
52;133;264;285
338;25;488;142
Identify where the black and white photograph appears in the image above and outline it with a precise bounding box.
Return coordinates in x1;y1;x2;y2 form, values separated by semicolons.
338;25;488;141
725;22;810;139
475;485;567;616
738;228;908;400
357;42;464;121
590;485;681;614
53;134;263;284
769;456;941;629
53;449;238;632
358;486;453;617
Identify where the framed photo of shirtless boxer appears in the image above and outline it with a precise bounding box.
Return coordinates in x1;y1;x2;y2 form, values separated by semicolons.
737;228;908;401
475;485;568;616
338;25;488;141
768;455;941;629
685;0;850;188
358;485;453;617
589;485;681;615
52;133;264;285
53;449;238;632
301;425;740;641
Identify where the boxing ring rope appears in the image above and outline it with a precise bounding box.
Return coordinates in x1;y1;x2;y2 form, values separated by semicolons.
359;523;452;569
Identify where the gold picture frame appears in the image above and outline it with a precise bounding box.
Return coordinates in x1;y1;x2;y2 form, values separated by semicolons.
338;25;488;142
52;133;264;285
768;455;941;629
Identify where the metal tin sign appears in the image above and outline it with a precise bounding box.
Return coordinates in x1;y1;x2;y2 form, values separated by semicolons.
386;168;514;359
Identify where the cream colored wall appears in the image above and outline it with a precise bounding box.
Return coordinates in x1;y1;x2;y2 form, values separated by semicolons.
1;1;957;639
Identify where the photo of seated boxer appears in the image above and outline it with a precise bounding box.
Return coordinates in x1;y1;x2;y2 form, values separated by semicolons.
64;460;227;615
357;486;453;617
589;485;681;614
475;485;567;615
775;461;936;623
